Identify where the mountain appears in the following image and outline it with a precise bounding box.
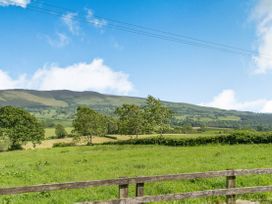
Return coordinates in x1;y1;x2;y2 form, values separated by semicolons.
0;89;272;130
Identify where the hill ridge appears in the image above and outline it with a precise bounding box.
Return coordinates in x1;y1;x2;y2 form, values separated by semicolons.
0;89;271;130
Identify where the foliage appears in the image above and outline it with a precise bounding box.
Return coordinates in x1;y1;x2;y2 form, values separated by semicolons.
143;95;172;134
115;104;145;136
44;127;73;139
72;106;107;144
55;124;68;138
0;106;44;150
106;116;118;134
181;124;194;133
52;142;76;148
104;130;272;146
114;96;172;135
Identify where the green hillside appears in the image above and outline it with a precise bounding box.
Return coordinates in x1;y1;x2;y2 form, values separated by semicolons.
0;89;272;130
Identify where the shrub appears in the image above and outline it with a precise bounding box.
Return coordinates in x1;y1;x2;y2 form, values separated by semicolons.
103;131;272;147
55;124;68;138
53;142;76;148
8;143;23;151
103;135;117;140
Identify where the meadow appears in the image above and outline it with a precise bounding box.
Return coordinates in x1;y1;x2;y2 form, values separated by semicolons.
44;127;73;138
1;144;272;204
23;129;227;150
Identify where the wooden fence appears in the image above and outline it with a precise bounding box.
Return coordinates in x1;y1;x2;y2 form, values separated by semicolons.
1;168;272;204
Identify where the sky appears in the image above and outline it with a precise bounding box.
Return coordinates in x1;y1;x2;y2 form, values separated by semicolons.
0;0;272;112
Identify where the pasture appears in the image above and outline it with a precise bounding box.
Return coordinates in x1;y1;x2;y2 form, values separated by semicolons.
0;144;272;203
44;127;73;138
22;129;228;150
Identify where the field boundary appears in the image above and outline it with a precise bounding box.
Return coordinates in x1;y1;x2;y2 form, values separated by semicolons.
1;168;272;203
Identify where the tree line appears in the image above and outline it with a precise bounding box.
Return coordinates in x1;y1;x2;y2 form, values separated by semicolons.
72;96;172;144
0;95;172;150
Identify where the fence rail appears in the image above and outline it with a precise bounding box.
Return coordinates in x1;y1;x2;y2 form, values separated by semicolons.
1;168;272;204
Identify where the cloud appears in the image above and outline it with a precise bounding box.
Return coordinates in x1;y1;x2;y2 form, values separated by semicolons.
0;58;133;95
47;32;70;48
0;70;27;89
61;12;81;35
252;0;272;74
0;0;30;8
201;89;272;113
86;9;107;28
0;70;20;89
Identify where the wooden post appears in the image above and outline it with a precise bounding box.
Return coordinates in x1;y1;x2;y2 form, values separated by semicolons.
226;175;236;204
136;183;144;204
119;177;129;199
136;182;144;197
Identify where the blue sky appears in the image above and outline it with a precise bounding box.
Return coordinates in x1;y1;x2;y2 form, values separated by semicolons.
0;0;272;112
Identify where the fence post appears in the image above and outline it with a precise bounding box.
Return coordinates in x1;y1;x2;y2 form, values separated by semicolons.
136;182;144;204
119;177;129;199
136;182;144;197
226;171;236;204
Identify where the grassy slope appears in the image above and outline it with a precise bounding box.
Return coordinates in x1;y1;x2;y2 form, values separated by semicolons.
1;144;272;203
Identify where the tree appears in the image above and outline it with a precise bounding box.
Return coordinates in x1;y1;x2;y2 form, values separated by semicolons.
182;124;193;133
143;95;172;135
198;124;207;132
106;116;118;134
72;106;107;145
115;104;145;137
55;124;67;138
0;106;44;150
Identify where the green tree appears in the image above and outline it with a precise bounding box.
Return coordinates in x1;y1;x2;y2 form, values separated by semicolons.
0;106;44;150
144;95;172;135
182;124;193;133
115;104;145;137
55;124;67;138
198;124;207;132
72;106;107;145
106;116;118;134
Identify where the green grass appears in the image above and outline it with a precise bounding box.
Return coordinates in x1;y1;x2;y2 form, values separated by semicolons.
217;115;241;121
44;127;73;138
1;144;272;203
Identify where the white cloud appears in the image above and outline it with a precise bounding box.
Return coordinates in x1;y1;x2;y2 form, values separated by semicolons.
86;9;107;28
0;70;27;89
0;0;30;8
262;101;272;112
0;70;19;89
47;32;70;48
201;89;272;113
252;0;272;74
62;12;80;35
0;58;133;95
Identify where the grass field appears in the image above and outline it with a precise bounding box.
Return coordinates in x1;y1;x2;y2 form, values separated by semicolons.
32;129;227;150
23;136;115;149
1;144;272;203
44;127;73;138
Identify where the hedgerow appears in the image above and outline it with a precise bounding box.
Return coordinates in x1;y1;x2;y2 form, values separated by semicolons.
103;131;272;146
52;142;76;148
